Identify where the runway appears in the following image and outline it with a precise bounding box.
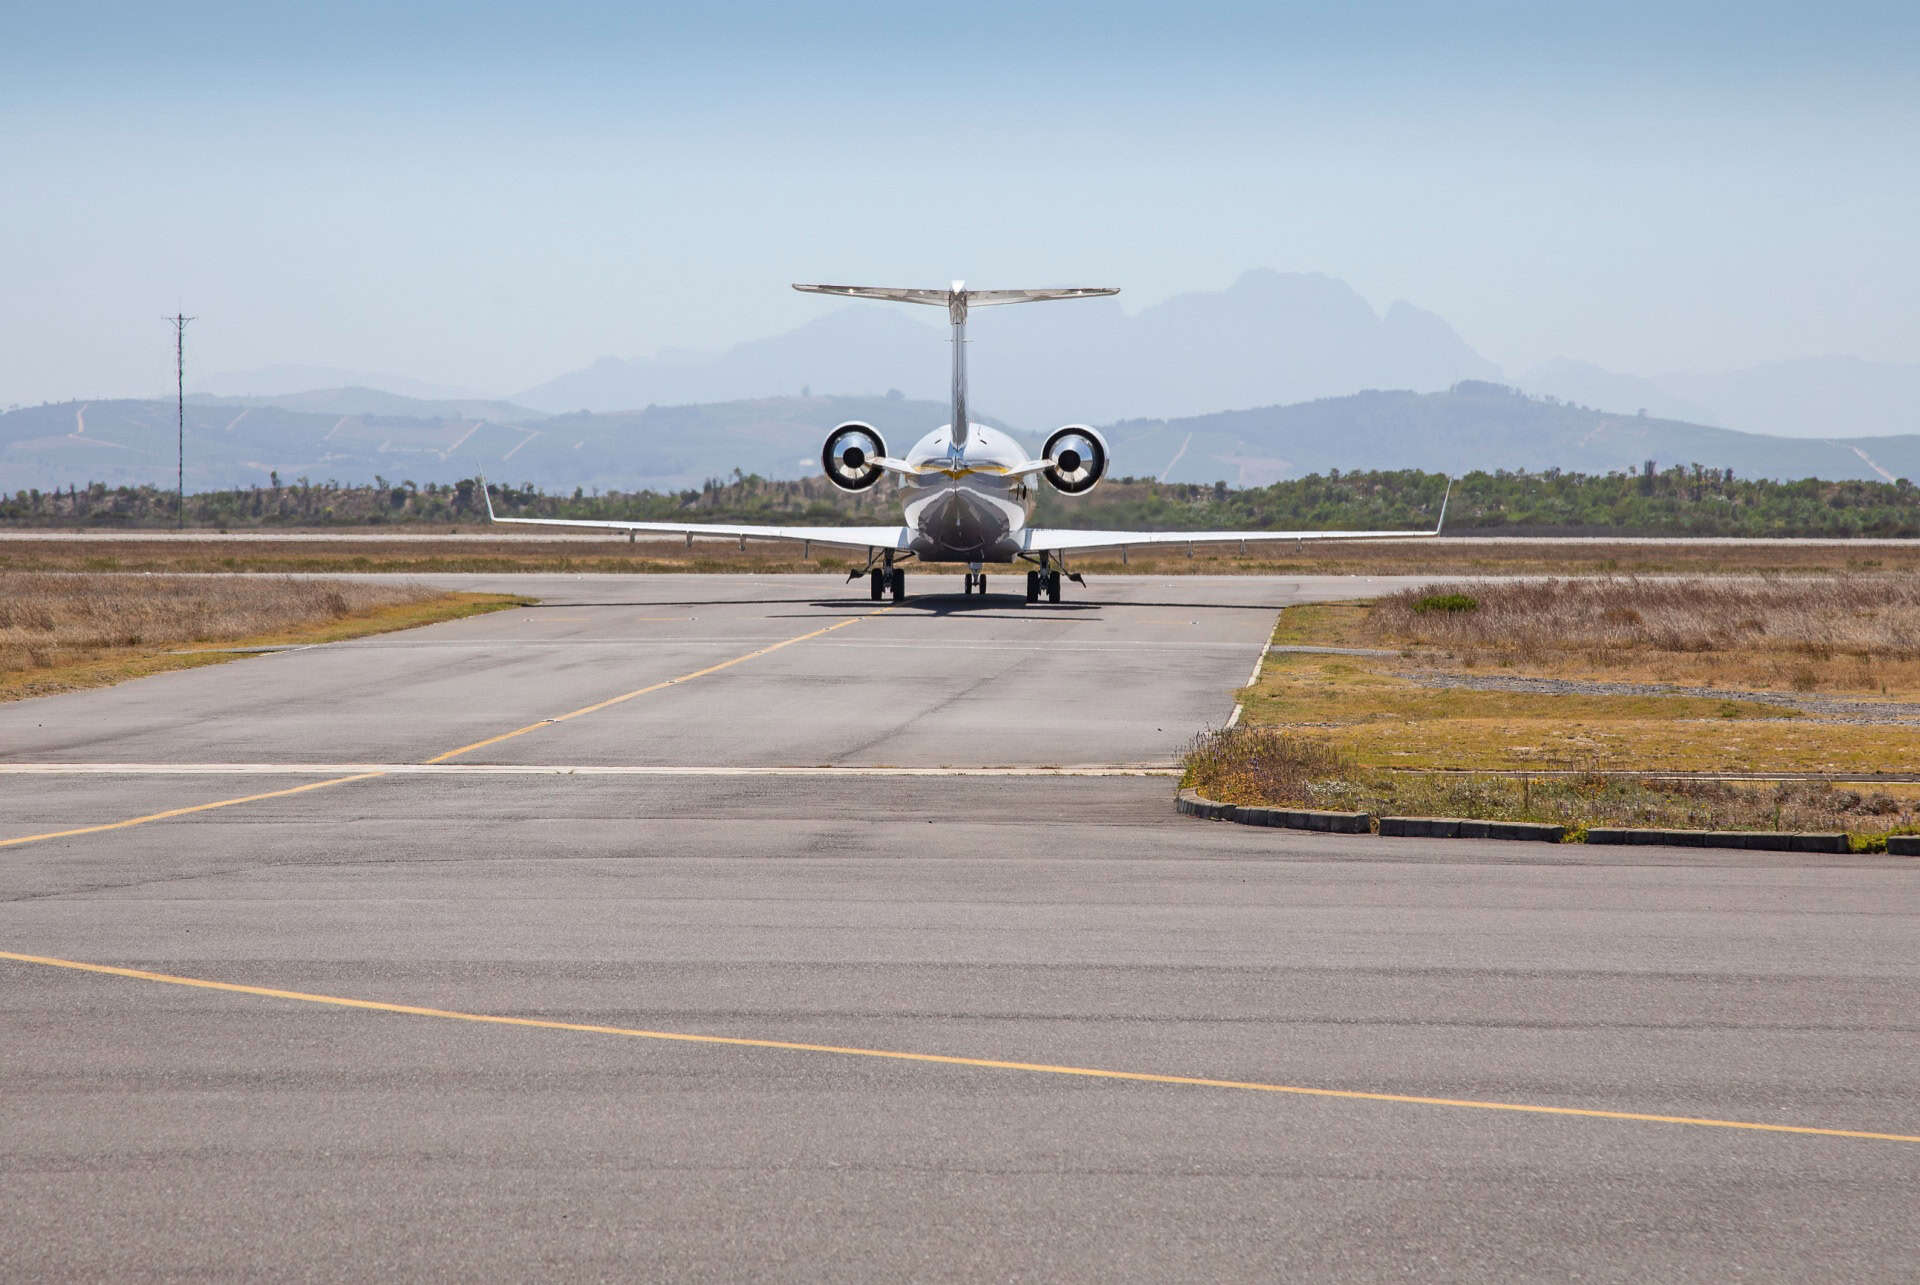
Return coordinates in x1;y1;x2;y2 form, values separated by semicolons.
2;574;1916;1279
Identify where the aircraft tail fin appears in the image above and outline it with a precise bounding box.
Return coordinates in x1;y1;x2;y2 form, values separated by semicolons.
792;283;1119;449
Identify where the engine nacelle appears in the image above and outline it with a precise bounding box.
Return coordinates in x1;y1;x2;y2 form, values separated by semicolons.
821;422;887;492
1041;425;1109;495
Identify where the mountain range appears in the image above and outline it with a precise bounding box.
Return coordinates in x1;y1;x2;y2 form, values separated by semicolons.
7;382;1919;497
163;270;1919;444
498;270;1918;442
511;270;1502;426
6;267;1914;495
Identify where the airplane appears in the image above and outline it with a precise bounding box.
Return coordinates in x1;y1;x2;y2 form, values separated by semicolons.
480;282;1451;603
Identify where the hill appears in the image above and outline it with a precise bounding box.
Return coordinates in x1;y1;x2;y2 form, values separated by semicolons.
1114;382;1920;487
6;381;1917;497
187;387;547;423
0;393;1018;494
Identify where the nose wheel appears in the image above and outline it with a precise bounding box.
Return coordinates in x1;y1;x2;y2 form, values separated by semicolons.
963;572;986;596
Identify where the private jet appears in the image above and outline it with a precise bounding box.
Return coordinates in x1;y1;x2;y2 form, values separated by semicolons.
481;282;1450;602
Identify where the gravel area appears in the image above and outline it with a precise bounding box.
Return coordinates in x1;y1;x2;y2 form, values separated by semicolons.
1393;670;1920;726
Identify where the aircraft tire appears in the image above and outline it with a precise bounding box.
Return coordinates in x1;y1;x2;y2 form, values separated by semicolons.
869;569;884;601
1046;571;1062;603
890;569;905;602
1025;571;1039;603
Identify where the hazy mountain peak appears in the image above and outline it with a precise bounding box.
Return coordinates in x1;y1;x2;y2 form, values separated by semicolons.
516;268;1502;425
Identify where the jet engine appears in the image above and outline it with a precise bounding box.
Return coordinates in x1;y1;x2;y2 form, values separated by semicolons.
1041;425;1109;495
821;422;887;491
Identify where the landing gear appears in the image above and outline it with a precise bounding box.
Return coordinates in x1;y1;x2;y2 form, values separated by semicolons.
963;571;987;596
1024;567;1063;604
889;567;905;602
869;567;885;601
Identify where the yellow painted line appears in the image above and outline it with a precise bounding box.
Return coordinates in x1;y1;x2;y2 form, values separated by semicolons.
427;610;886;763
1;610;887;849
4;950;1915;1146
0;773;386;851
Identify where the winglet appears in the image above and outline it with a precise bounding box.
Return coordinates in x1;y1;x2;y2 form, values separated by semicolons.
1435;477;1454;534
476;475;496;523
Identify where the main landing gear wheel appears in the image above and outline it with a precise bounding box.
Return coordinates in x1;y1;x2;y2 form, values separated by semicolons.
1025;570;1040;603
869;568;885;601
1046;570;1062;603
889;568;905;602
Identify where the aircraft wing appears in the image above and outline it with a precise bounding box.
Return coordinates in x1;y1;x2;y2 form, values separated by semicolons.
1021;525;1441;555
477;484;913;552
1023;481;1452;555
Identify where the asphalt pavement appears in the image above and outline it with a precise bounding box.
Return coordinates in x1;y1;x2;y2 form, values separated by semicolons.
2;574;1915;1280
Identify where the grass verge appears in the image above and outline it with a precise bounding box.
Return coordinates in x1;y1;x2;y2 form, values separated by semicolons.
1203;577;1920;844
1184;728;1918;849
0;575;525;702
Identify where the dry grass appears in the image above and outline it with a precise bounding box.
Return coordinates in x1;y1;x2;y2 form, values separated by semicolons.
0;574;521;700
1374;576;1920;668
6;534;1920;578
1183;727;1920;844
1240;651;1920;775
1230;575;1920;811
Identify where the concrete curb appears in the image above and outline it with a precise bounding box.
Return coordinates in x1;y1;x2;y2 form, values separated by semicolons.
1378;816;1566;843
1585;828;1850;853
1888;835;1920;856
1177;789;1369;833
1234;804;1372;834
1178;790;1883;853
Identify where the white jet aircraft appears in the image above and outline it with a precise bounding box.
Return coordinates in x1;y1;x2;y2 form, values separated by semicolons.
481;282;1451;602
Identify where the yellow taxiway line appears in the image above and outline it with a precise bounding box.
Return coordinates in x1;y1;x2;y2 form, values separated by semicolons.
424;611;880;763
0;610;889;849
3;950;1916;1147
0;773;387;851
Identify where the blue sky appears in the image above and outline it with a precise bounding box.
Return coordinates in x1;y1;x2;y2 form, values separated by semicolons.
4;2;1916;402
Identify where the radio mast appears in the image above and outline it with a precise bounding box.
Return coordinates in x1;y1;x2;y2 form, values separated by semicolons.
167;313;195;528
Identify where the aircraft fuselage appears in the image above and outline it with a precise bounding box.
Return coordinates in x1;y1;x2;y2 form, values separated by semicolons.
900;423;1031;564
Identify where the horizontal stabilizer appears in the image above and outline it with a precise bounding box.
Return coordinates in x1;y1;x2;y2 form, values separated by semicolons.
793;283;1119;308
791;285;951;306
964;287;1120;306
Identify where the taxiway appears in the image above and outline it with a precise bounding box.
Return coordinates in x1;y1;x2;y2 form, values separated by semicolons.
2;575;1914;1279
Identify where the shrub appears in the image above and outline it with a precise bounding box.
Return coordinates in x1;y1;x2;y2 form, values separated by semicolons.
1411;592;1479;615
1183;727;1356;806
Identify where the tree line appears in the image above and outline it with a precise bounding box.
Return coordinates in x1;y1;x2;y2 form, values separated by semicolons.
4;465;1919;538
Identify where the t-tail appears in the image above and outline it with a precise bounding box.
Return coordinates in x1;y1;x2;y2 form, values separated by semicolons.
792;282;1119;449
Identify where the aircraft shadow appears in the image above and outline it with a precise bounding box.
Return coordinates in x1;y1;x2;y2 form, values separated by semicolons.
524;595;1282;612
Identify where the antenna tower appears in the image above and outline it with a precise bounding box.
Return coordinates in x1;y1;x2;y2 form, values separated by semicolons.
167;314;196;528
